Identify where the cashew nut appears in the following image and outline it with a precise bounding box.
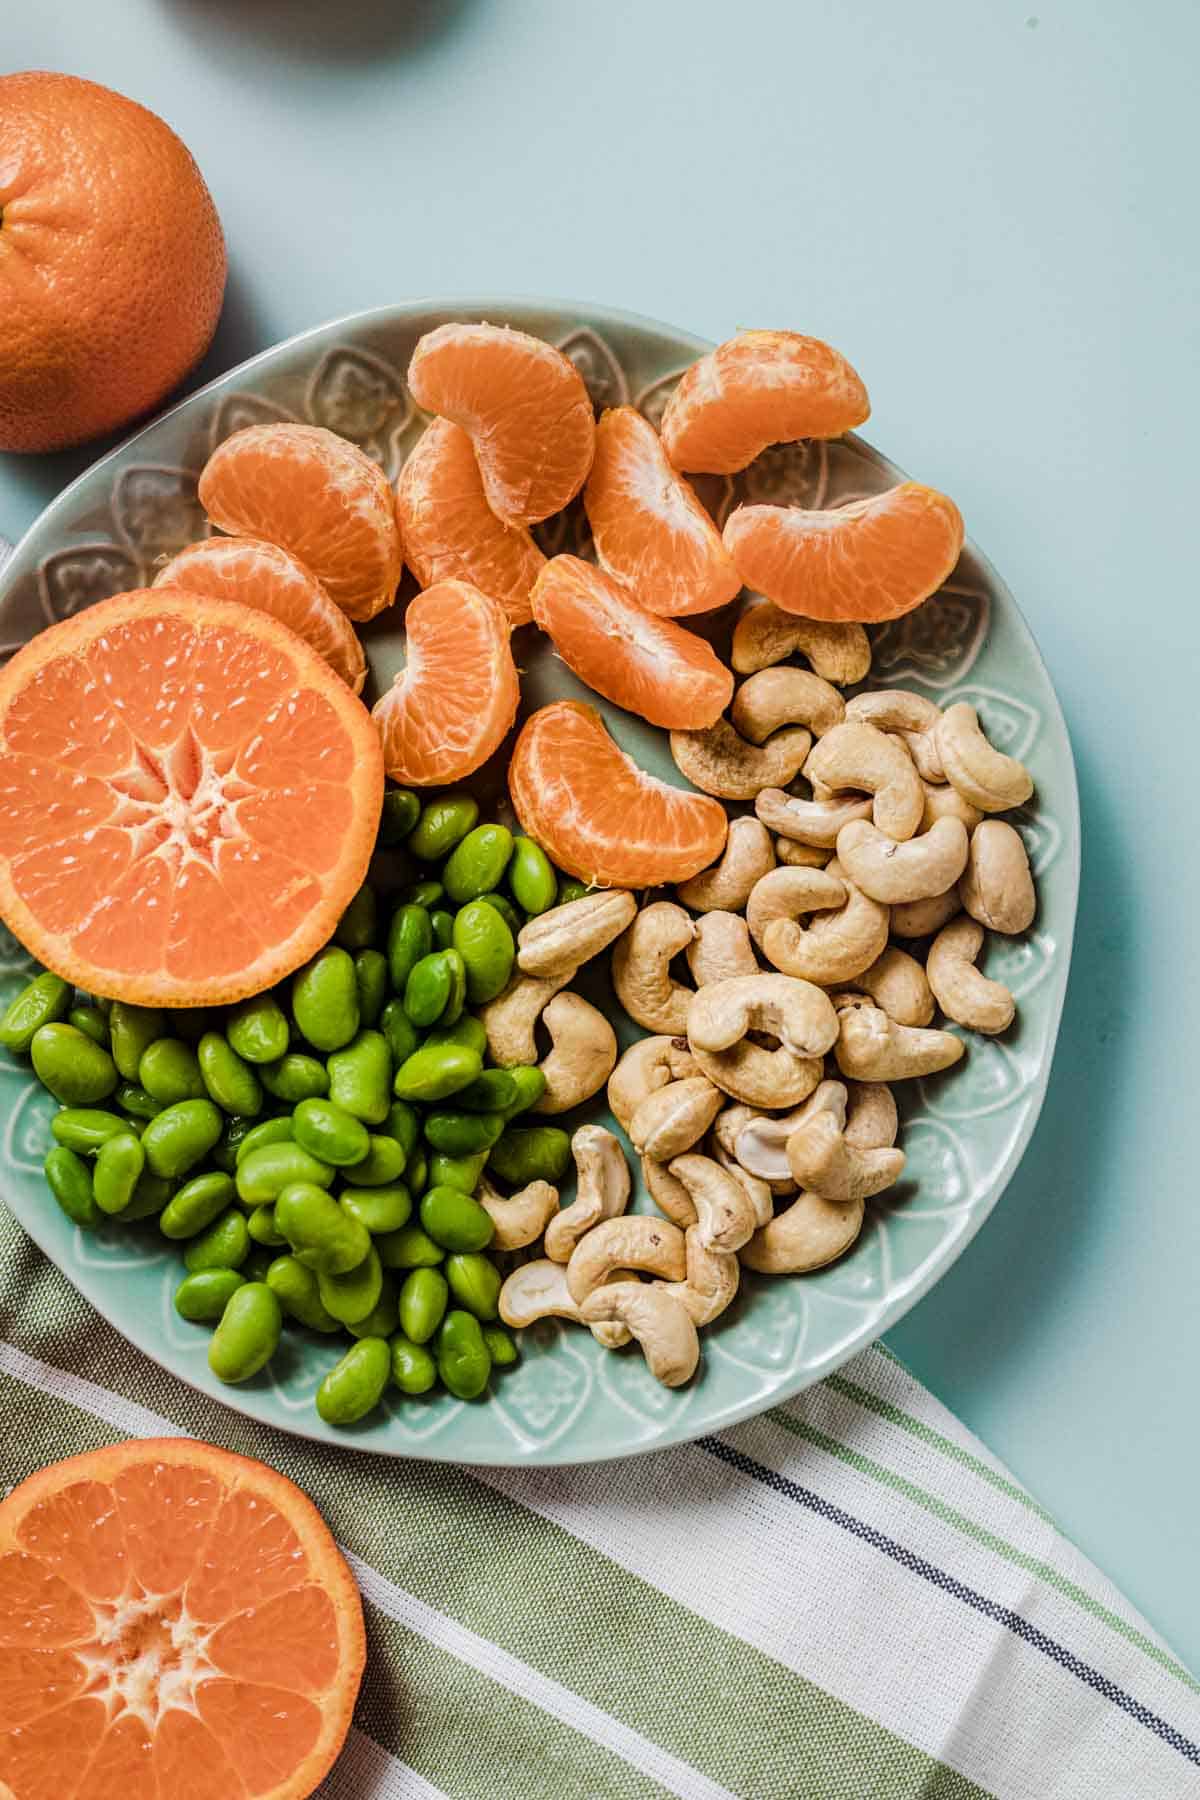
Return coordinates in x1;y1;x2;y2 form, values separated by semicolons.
670;718;811;801
844;1079;899;1149
850;946;934;1027
481;970;571;1066
706;1138;775;1225
845;689;944;782
691;1043;822;1110
628;1075;725;1160
607;1035;697;1133
711;1105;796;1197
935;702;1034;812
688;973;835;1108
687;911;760;988
746;865;845;949
477;1174;559;1251
834;999;964;1081
731;667;845;743
804;722;924;842
676;815;776;913
566;1214;687;1303
732;1080;848;1182
835;816;969;905
497;1257;634;1348
889;888;961;939
731;596;871;685
756;786;872;849
774;837;832;869
785;1109;906;1201
657;1225;741;1326
535;993;618;1113
642;1153;698;1228
740;1190;865;1275
921;780;982;833
544;1124;631;1261
517;889;637;979
666;1153;758;1251
959;820;1036;935
611;901;695;1033
927;915;1015;1035
579;1284;699;1387
749;864;889;987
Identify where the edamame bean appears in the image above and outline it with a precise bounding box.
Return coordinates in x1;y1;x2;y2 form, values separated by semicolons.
266;1254;341;1332
436;1309;491;1400
440;949;466;1026
424;1017;488;1056
482;1324;518;1368
317;1243;383;1325
424;1110;505;1156
93;1130;145;1215
489;1125;571;1185
327;1030;391;1125
406;1147;428;1195
390;1333;438;1394
227;993;290;1064
292;1097;371;1168
51;1108;127;1155
507;836;558;915
174;1268;245;1323
275;1181;371;1274
316;1336;391;1424
141;1099;223;1180
419;1185;494;1252
198;1032;263;1117
31;1024;118;1105
68;1006;109;1048
402;951;452;1028
386;904;433;996
378;786;421;846
335;883;378;951
476;891;523;936
0;972;71;1053
427;1149;489;1195
499;1065;548;1118
236;1140;334;1204
248;1203;286;1246
184;1209;250;1272
108;1003;163;1081
379;998;420;1066
340;1183;412;1235
430;909;455;951
445;1252;502;1321
393;1041;482;1104
260;1053;329;1103
354;949;388;1027
455;1069;520;1113
122;1171;175;1221
138;1038;205;1104
384;1099;420;1160
115;1081;164;1120
211;1115;255;1173
43;1145;102;1228
409;792;478;861
398;1267;448;1343
347;1276;400;1340
234;1116;294;1165
402;879;444;908
350;1134;407;1186
159;1171;237;1239
376;1223;444;1269
452;899;514;1004
208;1282;281;1383
292;948;360;1053
444;824;514;904
556;878;589;905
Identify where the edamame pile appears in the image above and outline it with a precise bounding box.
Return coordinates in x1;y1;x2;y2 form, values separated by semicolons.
0;789;578;1429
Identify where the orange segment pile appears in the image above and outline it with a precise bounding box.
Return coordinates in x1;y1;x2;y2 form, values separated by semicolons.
153;537;367;693
0;590;383;1005
0;1437;365;1800
395;416;545;627
583;406;741;617
508;701;728;887
724;481;964;623
531;555;733;730
198;423;403;622
407;322;595;525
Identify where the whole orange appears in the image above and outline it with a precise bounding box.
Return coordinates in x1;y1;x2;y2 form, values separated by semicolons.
0;71;226;453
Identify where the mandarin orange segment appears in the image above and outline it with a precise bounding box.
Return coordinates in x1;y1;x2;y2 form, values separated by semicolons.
198;423;402;622
372;578;520;785
154;536;367;692
407;322;595;526
0;1439;364;1800
508;701;728;887
660;329;870;474
0;590;383;1006
724;482;964;623
530;555;734;730
395;417;545;626
583;406;742;616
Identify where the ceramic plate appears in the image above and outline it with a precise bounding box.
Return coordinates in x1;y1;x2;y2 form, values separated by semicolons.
0;299;1079;1464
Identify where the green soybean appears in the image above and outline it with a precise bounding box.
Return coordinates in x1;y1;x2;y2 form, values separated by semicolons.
260;1053;329;1103
455;1069;520;1113
384;1099;420;1161
489;1124;571;1185
402;951;453;1028
393;1041;482;1104
436;1309;491;1400
398;1267;448;1343
31;1024;118;1105
227;993;290;1064
476;891;523;936
426;1149;489;1195
138;1038;205;1105
317;1243;383;1326
402;879;444;909
409;792;479;861
354;949;388;1027
482;1324;519;1368
51;1108;127;1155
184;1209;250;1272
378;786;421;846
390;1333;438;1394
316;1336;391;1424
236;1140;334;1205
327;1030;391;1125
247;1203;287;1247
386;904;433;995
424;1017;488;1057
350;1134;407;1186
419;1185;494;1253
44;1145;102;1229
406;1147;428;1196
275;1181;371;1274
266;1254;341;1333
444;824;514;904
93;1131;145;1215
140;1098;222;1179
507;836;558;915
174;1268;245;1323
452;899;514;1005
208;1282;281;1382
500;1065;548;1118
429;909;454;951
335;884;378;951
108;1003;164;1081
292;948;360;1053
556;878;589;905
0;972;72;1053
347;1277;401;1340
234;1116;294;1165
197;1033;262;1117
292;1097;370;1168
445;1252;502;1321
340;1183;412;1235
115;1081;165;1121
376;1223;444;1269
379;998;420;1066
211;1115;254;1173
424;1110;505;1157
160;1171;237;1239
68;1006;109;1048
121;1171;175;1221
440;950;466;1026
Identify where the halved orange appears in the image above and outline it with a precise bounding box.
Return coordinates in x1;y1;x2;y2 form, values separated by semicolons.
508;701;728;887
406;322;595;526
724;482;964;622
0;1437;364;1800
153;537;367;693
530;555;733;729
395;417;544;627
372;579;519;785
0;590;383;1006
583;406;741;617
198;423;402;622
660;330;870;474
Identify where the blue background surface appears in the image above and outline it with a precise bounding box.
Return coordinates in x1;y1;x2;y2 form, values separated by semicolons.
2;0;1197;1669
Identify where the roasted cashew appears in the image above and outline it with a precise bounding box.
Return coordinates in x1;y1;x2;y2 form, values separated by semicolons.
834;998;964;1081
566;1214;687;1303
889;888;961;939
731;596;871;684
535;993;618;1113
544;1124;630;1262
804;722;924;842
687;911;760;988
580;1283;699;1387
657;1225;741;1326
691;1043;821;1109
935;703;1034;812
851;946;934;1027
607;1035;697;1132
498;1258;636;1348
746;865;845;949
628;1075;725;1160
477;1174;559;1251
785;1109;906;1201
731;667;845;743
836;816;969;905
481;970;571;1066
611;901;695;1033
927;916;1015;1035
752;866;889;987
844;1080;899;1149
688;971;839;1059
666;1153;758;1251
740;1191;864;1275
774;837;832;869
517;889;637;979
732;1080;848;1182
642;1153;698;1228
845;690;944;782
921;780;982;833
756;786;872;849
670;718;811;801
676;815;775;913
959;820;1036;935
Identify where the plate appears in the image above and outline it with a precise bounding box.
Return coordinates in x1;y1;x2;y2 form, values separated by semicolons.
0;299;1079;1464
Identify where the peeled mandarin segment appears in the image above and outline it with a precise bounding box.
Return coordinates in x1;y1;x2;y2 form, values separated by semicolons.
198;422;402;622
372;578;520;786
406;321;596;526
530;555;734;730
0;590;383;1006
395;417;544;627
583;406;742;617
723;483;965;623
508;701;728;887
659;329;870;474
154;536;367;693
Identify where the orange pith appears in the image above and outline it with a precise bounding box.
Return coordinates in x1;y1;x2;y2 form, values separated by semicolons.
0;1437;365;1800
0;589;383;1006
583;406;741;616
395;417;544;627
530;555;733;730
723;481;964;622
198;424;402;623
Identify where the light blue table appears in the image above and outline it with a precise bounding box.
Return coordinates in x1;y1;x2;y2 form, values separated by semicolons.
4;0;1197;1672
